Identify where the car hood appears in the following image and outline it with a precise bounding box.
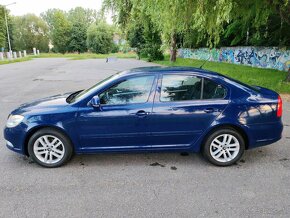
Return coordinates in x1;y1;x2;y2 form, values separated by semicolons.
11;92;72;116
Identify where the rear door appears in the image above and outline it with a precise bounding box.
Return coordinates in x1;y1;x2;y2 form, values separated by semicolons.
149;73;229;148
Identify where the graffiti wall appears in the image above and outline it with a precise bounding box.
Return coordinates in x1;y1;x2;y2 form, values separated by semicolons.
178;47;290;72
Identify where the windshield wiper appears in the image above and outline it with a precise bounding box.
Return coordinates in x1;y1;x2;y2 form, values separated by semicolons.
66;90;83;103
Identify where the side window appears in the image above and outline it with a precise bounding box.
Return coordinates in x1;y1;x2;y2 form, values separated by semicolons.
203;78;226;99
99;75;155;105
160;75;202;102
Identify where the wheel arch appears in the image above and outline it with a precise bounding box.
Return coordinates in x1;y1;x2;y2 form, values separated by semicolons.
24;125;74;156
201;123;249;150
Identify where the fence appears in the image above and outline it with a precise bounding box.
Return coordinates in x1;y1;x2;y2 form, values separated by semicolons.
177;47;290;72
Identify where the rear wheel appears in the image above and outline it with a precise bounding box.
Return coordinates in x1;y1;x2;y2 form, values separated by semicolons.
202;128;245;166
28;128;73;168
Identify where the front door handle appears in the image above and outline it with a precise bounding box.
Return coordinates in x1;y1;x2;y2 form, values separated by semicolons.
204;108;215;113
135;110;149;117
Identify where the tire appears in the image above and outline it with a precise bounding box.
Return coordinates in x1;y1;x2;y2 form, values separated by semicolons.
28;128;73;168
202;128;245;166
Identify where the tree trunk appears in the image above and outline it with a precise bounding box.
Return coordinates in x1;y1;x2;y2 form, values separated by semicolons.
137;49;141;60
286;68;290;82
246;28;249;45
279;6;283;45
170;33;177;62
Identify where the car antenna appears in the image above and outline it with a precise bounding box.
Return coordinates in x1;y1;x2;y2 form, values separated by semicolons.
199;57;211;69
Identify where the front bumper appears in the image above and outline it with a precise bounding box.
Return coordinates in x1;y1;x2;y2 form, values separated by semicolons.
3;123;28;155
5;139;23;154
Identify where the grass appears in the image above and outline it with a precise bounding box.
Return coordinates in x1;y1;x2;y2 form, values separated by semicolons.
154;56;290;94
0;56;32;65
0;52;137;66
1;52;137;64
33;52;137;60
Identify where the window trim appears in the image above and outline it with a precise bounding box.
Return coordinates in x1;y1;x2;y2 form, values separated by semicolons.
97;74;156;107
158;73;228;103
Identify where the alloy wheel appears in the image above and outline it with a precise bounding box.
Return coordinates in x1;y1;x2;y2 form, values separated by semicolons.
33;135;65;164
209;134;240;163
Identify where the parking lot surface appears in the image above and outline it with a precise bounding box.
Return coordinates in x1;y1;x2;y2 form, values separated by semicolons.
0;58;290;218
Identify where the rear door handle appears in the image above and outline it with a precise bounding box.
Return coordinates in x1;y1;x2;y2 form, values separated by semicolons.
135;110;149;117
204;108;215;113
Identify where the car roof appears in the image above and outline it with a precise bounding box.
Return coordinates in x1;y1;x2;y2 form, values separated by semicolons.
122;66;222;77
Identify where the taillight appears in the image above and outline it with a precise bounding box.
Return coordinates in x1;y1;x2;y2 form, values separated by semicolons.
277;95;282;117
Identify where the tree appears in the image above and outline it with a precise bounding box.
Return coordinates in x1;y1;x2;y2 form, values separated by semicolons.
271;0;290;27
126;12;164;61
143;0;234;61
87;22;114;54
51;11;71;53
0;6;13;51
68;22;87;53
68;7;98;26
42;10;72;53
286;69;290;82
40;9;65;39
12;14;49;52
103;0;233;62
41;7;103;53
103;0;164;61
104;0;290;60
139;18;164;61
67;7;99;53
222;0;290;47
0;6;7;49
127;24;145;58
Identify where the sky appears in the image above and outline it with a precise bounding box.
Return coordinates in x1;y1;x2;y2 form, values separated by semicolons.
1;0;112;22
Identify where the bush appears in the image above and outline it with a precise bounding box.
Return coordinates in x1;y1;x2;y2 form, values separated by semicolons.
87;22;114;54
111;43;119;53
140;44;164;62
119;43;131;53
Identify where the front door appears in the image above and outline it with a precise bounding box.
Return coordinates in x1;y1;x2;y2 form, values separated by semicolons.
77;75;156;152
149;74;229;149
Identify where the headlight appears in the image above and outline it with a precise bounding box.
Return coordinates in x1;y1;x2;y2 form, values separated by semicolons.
6;115;24;128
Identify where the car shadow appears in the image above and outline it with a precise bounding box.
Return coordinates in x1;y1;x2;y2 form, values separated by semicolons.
13;147;274;169
66;146;275;168
68;152;206;168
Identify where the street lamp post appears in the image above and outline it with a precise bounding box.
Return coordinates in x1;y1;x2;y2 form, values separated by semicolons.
3;2;16;54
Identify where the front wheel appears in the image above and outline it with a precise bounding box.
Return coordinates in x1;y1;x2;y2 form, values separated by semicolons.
28;128;73;168
202;128;245;166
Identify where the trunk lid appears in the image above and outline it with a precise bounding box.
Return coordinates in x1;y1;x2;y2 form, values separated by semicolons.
253;86;279;99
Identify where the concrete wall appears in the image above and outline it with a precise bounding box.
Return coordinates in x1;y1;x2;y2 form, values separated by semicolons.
178;47;290;72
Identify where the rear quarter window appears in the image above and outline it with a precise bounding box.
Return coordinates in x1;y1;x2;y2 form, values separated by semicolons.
202;78;226;99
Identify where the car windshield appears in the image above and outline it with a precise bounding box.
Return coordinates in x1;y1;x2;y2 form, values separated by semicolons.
67;73;120;103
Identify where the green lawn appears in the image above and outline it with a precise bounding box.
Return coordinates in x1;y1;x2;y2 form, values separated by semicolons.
0;52;137;64
154;57;290;94
0;52;137;66
34;52;137;60
0;56;32;65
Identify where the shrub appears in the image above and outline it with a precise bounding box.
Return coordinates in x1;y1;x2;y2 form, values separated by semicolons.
111;43;119;53
87;22;114;54
140;44;164;62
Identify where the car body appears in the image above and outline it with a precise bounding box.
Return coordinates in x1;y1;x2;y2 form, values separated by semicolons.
4;66;283;167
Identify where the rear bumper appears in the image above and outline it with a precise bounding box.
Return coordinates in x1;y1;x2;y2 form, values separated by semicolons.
246;120;283;149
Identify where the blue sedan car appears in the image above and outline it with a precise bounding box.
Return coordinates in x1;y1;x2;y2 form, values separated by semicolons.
4;67;283;167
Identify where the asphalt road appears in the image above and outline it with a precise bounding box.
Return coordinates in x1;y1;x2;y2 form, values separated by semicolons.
0;58;290;218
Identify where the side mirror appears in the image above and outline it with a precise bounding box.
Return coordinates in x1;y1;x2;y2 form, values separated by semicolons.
89;96;101;108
